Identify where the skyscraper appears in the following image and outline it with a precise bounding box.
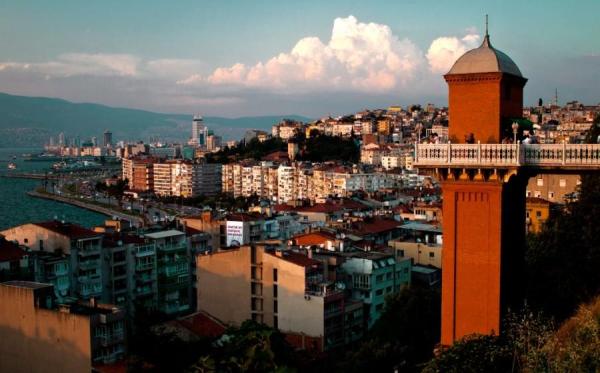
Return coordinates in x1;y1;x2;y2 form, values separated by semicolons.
191;115;208;148
103;130;113;148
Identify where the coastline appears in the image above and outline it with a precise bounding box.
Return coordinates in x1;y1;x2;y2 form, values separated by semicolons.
27;190;145;227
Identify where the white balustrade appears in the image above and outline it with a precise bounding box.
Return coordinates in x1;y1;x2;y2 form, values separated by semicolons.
414;142;600;168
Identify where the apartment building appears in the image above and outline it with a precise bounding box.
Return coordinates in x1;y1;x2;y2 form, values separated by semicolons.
153;160;222;198
526;174;580;203
122;156;157;191
2;221;106;301
341;252;411;328
197;245;347;351
390;222;443;269
277;165;296;203
101;233;158;315
144;230;192;315
0;281;126;371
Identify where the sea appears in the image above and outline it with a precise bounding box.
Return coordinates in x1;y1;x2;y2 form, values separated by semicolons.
0;147;106;230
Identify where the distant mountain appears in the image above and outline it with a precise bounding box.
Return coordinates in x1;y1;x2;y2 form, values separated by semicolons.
0;92;311;147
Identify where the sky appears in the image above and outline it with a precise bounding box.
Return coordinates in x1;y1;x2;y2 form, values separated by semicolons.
0;0;599;117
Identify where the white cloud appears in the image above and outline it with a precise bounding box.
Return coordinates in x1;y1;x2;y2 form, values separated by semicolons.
426;32;480;73
0;54;206;80
179;16;424;93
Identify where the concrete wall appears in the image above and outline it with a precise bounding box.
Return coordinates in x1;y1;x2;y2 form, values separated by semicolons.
0;285;91;373
1;224;71;253
196;248;252;325
390;241;442;269
263;253;325;337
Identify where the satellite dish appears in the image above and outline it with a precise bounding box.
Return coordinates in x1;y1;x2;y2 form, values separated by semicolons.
335;282;346;290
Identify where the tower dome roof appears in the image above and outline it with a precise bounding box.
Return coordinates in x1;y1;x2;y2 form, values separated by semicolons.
446;34;523;77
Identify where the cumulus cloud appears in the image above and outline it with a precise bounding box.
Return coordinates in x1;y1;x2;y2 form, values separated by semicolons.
179;16;424;93
426;32;481;73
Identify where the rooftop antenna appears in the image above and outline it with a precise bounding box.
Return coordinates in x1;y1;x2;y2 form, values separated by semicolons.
482;14;491;47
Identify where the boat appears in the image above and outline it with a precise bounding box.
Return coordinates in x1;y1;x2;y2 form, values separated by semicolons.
7;162;17;170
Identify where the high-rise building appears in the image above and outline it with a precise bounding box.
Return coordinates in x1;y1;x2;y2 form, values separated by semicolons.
103;130;113;148
191;115;208;148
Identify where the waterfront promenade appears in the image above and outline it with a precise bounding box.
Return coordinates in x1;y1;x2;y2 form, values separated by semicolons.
27;190;145;227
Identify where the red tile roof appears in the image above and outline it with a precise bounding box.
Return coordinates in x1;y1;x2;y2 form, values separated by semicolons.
0;238;26;262
268;250;321;267
292;231;337;246
177;311;227;338
34;221;101;240
352;218;400;235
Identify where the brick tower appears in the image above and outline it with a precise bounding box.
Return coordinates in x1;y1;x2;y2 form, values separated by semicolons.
445;28;527;144
440;27;528;345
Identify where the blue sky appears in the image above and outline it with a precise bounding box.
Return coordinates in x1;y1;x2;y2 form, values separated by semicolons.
1;0;598;116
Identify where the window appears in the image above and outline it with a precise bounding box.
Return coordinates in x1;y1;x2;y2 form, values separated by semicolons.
376;274;384;283
535;191;542;198
273;268;278;282
536;211;542;218
273;300;278;313
273;284;278;298
24;238;28;244
376;303;384;312
429;252;435;258
386;272;392;280
560;179;567;188
273;315;278;329
386;286;392;293
548;192;555;199
526;191;532;197
39;240;44;251
537;178;544;186
375;289;383;296
398;249;405;257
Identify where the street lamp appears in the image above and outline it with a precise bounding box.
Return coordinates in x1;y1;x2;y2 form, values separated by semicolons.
511;122;519;144
415;123;423;144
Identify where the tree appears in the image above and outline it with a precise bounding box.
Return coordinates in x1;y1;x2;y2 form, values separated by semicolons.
524;114;600;320
340;285;441;372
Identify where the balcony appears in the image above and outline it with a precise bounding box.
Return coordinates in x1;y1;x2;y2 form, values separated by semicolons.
79;284;102;297
136;272;154;283
136;286;153;296
78;274;101;284
161;263;188;277
79;259;101;271
135;244;156;257
156;242;187;253
97;331;125;347
135;261;155;271
414;142;600;170
162;302;189;314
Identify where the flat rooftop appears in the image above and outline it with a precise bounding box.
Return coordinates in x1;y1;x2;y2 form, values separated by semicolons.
1;281;52;289
144;229;185;239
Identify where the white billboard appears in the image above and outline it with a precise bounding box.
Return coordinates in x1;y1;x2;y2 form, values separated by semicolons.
226;221;245;247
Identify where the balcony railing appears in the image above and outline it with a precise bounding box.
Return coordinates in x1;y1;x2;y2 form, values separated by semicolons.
79;259;101;270
414;142;600;169
135;244;156;257
157;243;187;253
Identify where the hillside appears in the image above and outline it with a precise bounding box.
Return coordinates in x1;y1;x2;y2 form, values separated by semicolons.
0;92;310;146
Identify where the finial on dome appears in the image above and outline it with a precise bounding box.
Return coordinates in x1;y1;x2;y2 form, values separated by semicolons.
482;14;491;47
